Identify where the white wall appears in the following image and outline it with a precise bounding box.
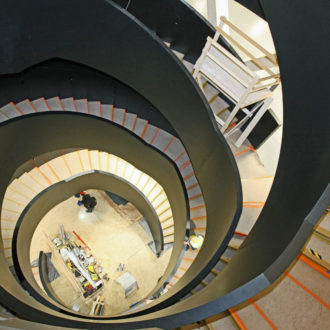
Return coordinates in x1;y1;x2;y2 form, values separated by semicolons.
185;0;208;20
227;1;282;176
186;0;283;176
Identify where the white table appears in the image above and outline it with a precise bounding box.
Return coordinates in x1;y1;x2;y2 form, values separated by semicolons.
116;272;138;297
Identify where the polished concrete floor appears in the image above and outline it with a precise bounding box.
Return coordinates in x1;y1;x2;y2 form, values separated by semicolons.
30;189;171;316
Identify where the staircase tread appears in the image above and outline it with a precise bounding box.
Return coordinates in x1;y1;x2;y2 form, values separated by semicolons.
164;138;185;161
19;172;43;194
75;99;89;114
171;49;185;60
187;185;202;198
182;59;195;73
0;103;21;119
113;107;126;125
61;97;77;112
179;162;194;178
16;100;36;114
31;98;50;112
133;118;148;137
151;129;174;152
0;112;8;122
46;97;64;111
174;152;190;168
188;195;205;208
142;124;159;144
101;104;113;121
88;101;102;117
123;112;137;131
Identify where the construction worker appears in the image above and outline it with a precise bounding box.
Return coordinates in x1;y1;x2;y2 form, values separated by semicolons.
82;194;97;213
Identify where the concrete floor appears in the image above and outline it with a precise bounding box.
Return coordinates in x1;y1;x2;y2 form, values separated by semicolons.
30;189;171;316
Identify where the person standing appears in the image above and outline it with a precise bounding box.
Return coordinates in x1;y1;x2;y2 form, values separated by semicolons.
82;194;97;213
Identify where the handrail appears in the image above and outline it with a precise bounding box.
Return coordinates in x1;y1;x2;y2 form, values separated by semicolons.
215;26;275;75
219;16;277;65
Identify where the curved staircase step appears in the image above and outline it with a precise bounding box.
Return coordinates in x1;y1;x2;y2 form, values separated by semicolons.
10;179;36;200
5;188;30;206
148;185;163;202
113;107;126;126
101;104;113;121
1;208;19;222
151;129;174;152
16;100;37;114
46;97;64;111
190;207;207;219
161;218;174;229
99;151;109;172
64;151;84;175
164;234;174;244
61;97;77;112
163;227;174;236
19;172;43;195
182;59;195;73
187;185;202;199
123;112;137;131
87;101;102;117
164;138;185;161
0;103;21;119
154;199;170;214
133;118;148;137
77;149;92;171
0;112;8;122
141;124;159;144
31;97;51;112
29;168;51;188
159;209;173;222
74;99;89;114
89;150;101;171
48;157;70;180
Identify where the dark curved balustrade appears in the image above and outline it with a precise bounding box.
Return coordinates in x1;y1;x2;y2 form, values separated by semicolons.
0;114;188;327
112;0;239;62
0;59;178;137
12;171;167;313
0;0;242;321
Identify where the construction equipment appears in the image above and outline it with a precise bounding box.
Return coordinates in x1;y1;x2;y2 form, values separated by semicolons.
51;227;104;299
90;295;100;316
95;295;104;316
60;247;102;290
73;231;91;250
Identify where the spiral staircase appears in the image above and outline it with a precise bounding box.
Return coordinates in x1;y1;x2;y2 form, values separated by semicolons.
0;0;329;329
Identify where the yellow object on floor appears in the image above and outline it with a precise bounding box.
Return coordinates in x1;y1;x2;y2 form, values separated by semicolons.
189;235;204;249
91;273;99;281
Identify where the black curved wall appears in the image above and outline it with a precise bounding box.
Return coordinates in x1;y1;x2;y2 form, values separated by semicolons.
0;0;242;311
112;0;240;62
13;171;166;311
0;59;178;136
0;114;188;328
